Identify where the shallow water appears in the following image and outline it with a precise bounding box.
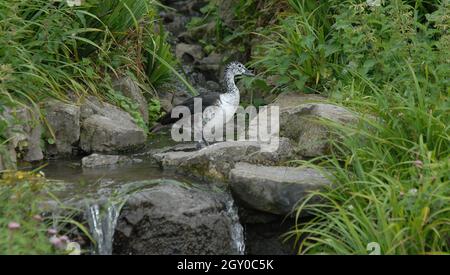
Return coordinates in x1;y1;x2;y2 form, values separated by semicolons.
39;153;246;255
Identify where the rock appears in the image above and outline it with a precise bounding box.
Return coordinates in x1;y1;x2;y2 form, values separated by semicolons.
80;115;146;153
251;93;357;157
2;106;44;162
81;153;141;168
165;14;190;37
279;103;356;157
154;139;294;181
175;43;204;63
44;100;80;156
158;81;191;112
273;92;325;109
196;52;223;72
24;120;43;162
79;97;146;153
113;183;238;255
0;146;16;171
229;162;331;215
244;219;297;255
113;76;149;124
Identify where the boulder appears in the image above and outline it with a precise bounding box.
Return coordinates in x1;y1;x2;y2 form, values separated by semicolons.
113;76;149;124
229;162;331;215
80;115;146;153
113;183;238;255
251;93;357;157
81;153;141;168
2;106;44;163
44;100;80;156
279;103;356;157
153;139;294;181
80;97;146;153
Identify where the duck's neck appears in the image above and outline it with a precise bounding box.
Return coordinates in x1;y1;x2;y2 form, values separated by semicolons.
224;71;238;95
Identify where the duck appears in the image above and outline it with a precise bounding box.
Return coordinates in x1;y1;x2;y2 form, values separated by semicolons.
153;61;254;147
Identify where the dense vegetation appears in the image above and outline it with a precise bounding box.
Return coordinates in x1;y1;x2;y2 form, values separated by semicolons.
0;0;170;254
1;0;448;254
190;0;449;254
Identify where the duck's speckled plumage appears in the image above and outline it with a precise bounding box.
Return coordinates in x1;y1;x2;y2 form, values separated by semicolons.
156;62;254;140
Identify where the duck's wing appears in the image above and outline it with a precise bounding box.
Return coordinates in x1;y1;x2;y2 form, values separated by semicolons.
158;92;221;125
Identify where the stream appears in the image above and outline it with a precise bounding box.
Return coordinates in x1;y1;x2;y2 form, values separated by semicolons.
41;153;246;255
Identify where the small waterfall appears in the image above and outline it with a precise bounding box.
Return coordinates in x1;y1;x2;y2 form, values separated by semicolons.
86;202;121;255
225;199;246;255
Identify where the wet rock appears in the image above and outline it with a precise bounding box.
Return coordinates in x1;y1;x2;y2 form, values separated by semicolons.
154;139;294;181
81;153;141;168
113;183;237;255
229;162;331;215
175;43;204;63
113;76;148;124
44;100;80;156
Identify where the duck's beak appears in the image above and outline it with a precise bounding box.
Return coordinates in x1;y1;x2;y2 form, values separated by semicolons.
244;69;255;77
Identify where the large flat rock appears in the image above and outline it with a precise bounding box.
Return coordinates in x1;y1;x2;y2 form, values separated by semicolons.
229;162;331;215
153;138;295;181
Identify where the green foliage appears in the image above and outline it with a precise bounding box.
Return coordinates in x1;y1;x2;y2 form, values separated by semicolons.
144;22;176;88
106;88;148;132
286;69;449;254
252;0;449;95
271;1;450;255
148;98;164;126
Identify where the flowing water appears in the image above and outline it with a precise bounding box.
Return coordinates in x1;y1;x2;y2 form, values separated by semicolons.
40;155;246;255
86;203;121;255
225;199;246;255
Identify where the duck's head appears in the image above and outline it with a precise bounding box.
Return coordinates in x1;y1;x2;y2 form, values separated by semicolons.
225;61;255;77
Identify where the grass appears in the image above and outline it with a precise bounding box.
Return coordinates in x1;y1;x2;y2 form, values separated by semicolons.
193;0;449;254
286;71;449;254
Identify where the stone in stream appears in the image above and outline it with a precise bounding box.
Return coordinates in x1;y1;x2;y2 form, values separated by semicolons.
81;153;142;168
80;97;146;153
153;138;295;181
229;162;332;215
43;99;81;156
113;183;241;255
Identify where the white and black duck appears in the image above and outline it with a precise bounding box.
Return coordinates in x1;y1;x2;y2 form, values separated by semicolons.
154;61;254;147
